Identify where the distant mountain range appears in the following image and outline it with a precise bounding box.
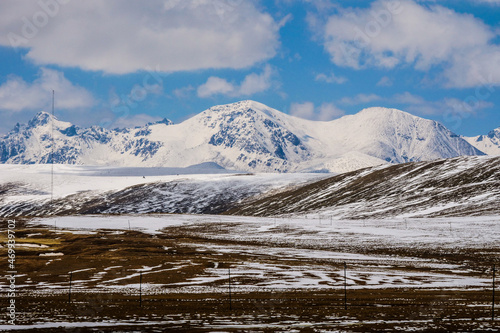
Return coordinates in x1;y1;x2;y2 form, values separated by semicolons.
0;100;494;173
463;127;500;156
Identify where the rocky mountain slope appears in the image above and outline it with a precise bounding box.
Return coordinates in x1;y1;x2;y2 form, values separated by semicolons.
226;155;500;219
0;165;324;217
0;156;498;218
0;100;484;173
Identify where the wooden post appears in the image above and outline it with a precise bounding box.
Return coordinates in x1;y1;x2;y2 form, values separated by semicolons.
68;272;72;303
139;272;142;307
344;262;347;310
228;266;232;311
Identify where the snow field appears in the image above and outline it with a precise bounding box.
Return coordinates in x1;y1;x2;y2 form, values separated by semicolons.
24;214;499;292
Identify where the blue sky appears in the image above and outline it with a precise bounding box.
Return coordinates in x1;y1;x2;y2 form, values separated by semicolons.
1;0;500;136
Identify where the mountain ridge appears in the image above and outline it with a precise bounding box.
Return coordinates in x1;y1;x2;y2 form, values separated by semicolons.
0;100;485;173
463;127;500;156
226;155;500;219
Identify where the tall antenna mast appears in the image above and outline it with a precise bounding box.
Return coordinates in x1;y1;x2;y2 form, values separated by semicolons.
51;90;55;214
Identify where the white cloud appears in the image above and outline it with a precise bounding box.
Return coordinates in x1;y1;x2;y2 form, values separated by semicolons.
173;85;195;99
317;102;345;120
315;0;500;87
0;0;280;74
391;92;493;117
473;0;500;4
444;48;500;88
340;93;383;105
335;91;492;119
315;72;348;84
376;76;393;87
197;77;236;98
392;92;426;105
0;68;94;112
278;13;294;28
289;101;315;119
289;101;344;121
110;113;163;129
197;65;275;98
239;65;274;95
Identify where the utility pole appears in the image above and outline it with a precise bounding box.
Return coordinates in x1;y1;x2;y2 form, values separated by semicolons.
493;264;496;321
228;266;232;312
139;272;142;307
51;90;55;213
68;272;72;303
344;262;347;310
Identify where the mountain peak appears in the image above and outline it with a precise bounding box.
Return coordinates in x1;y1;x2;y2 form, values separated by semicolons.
28;111;56;127
487;127;500;139
148;118;173;126
231;100;286;121
351;107;439;129
206;100;269;113
464;126;500;155
238;99;269;109
194;100;286;128
357;107;415;118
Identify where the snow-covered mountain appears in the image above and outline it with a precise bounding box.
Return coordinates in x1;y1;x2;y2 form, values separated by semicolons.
463;127;500;156
0;100;484;173
0;111;173;165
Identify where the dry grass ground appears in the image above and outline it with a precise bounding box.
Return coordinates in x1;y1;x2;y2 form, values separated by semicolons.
0;218;498;332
